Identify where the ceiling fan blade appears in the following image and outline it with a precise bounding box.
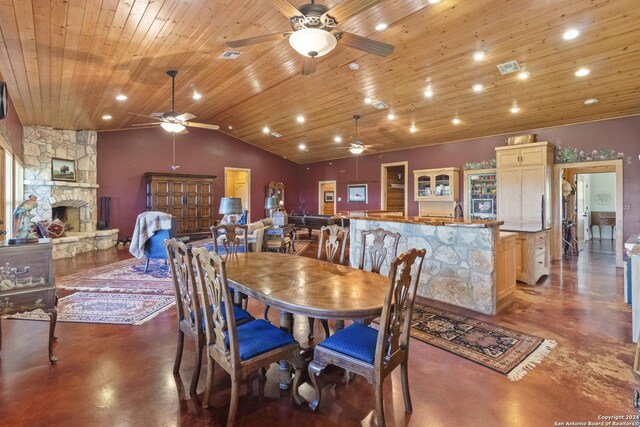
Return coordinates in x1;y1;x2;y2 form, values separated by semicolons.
175;112;196;121
185;122;220;130
131;122;161;126
301;57;317;75
127;112;162;121
324;0;384;23
226;32;290;48
337;32;395;57
268;0;301;18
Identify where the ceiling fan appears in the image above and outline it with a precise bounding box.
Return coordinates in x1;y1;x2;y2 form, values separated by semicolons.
129;70;219;133
347;114;381;154
225;0;395;75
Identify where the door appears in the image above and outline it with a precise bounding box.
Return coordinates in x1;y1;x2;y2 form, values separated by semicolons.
576;174;590;251
497;168;522;225
224;168;251;221
318;181;336;215
520;166;546;226
382;162;407;213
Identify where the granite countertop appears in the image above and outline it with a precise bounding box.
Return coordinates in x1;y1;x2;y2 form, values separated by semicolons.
348;215;504;228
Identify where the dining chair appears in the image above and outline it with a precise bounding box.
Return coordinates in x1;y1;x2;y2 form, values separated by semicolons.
308;247;427;427
192;247;304;426
307;224;350;341
358;228;401;275
164;239;254;395
263;225;294;253
211;223;249;309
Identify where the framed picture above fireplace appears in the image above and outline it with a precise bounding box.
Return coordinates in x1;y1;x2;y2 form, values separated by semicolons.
51;158;76;182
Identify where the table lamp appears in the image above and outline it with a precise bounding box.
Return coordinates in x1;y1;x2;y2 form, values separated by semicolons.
265;196;279;217
219;197;243;223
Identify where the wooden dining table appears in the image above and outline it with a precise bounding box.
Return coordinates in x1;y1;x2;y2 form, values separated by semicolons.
222;251;390;389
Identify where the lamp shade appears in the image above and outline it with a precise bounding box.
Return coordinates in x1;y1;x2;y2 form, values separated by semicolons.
288;28;337;58
219;197;243;215
265;196;279;210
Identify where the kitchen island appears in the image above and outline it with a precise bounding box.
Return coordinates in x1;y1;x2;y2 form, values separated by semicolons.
348;216;512;315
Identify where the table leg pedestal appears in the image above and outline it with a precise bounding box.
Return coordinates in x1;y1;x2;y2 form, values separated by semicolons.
278;311;294;390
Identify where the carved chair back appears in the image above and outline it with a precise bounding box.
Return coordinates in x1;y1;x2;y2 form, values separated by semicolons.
375;248;426;372
164;238;205;394
211;223;249;255
192;247;241;369
317;224;350;264
358;228;401;275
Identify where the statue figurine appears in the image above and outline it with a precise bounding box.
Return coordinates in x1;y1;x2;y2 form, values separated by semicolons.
12;194;38;240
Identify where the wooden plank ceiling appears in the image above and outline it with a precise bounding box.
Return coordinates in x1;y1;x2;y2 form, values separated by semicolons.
0;0;638;163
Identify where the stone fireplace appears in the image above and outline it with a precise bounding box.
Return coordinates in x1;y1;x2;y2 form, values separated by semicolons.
22;126;118;258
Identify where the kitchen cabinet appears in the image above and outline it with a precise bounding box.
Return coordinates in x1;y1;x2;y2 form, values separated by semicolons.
413;167;459;202
495;142;554;230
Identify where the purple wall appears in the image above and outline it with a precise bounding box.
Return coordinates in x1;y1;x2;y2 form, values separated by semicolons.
97;127;299;237
0;70;24;160
297;115;640;235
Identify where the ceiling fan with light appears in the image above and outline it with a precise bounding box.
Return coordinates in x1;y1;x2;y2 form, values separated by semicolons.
225;0;395;75
347;114;381;154
128;70;219;133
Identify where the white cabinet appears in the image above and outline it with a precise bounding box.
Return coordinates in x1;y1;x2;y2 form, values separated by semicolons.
495;142;553;230
413;167;459;202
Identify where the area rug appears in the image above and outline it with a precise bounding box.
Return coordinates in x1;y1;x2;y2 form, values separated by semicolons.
56;258;174;294
408;304;556;381
8;292;175;325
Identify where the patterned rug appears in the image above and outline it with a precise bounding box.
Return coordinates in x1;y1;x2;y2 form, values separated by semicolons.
8;292;175;325
56;258;174;294
409;304;556;381
56;240;312;294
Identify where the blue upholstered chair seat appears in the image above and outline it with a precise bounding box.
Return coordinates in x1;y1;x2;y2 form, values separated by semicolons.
193;304;254;330
318;322;378;364
225;319;295;361
145;229;171;259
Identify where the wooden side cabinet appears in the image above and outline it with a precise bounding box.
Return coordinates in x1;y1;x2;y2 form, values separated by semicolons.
145;172;216;238
514;230;550;285
0;239;58;364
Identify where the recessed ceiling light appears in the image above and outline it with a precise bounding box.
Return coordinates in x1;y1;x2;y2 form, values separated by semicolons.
334;136;342;143
299;144;306;150
517;71;531;80
428;0;441;4
349;62;360;70
262;126;270;134
115;94;127;101
452;118;461;125
296;115;305;123
192;91;202;100
102;114;112;120
575;68;590;77
409;125;417;133
375;23;388;31
563;28;580;40
584;98;599;105
509;105;520;114
364;97;372;104
472;83;484;92
228;125;233;130
424;88;434;98
472;50;486;61
387;113;396;120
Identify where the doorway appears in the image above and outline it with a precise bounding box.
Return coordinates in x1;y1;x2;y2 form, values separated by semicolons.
224;168;251;221
553;160;623;267
318;180;336;215
380;161;408;214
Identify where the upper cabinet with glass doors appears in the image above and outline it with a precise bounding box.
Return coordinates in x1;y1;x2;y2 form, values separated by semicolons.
413;167;460;201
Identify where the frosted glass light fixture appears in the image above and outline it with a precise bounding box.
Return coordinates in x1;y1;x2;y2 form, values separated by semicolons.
288;28;337;58
160;122;185;133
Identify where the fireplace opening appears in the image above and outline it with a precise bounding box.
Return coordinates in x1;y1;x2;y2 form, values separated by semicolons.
51;206;80;232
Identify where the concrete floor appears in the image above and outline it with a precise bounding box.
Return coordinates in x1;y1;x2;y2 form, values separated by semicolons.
0;236;638;426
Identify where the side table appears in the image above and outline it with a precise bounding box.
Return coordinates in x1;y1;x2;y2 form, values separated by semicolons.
0;239;58;364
